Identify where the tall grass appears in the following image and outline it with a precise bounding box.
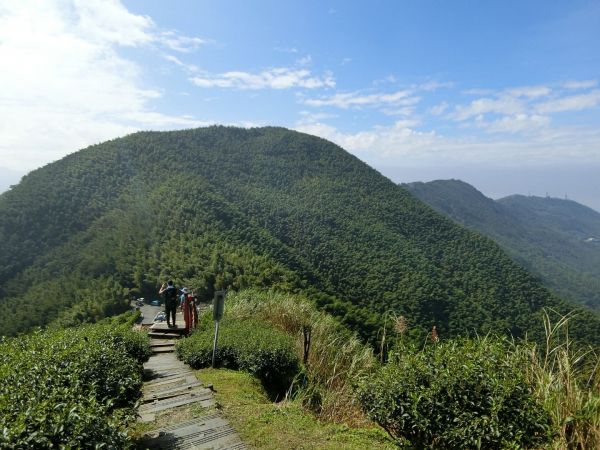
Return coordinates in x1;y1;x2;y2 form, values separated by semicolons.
524;310;600;449
214;290;600;445
225;290;376;424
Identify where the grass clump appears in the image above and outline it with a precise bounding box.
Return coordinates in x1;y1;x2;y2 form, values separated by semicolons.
525;311;600;449
0;322;150;448
357;337;552;449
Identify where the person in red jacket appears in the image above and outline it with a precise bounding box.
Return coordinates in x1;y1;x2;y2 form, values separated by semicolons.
182;291;200;334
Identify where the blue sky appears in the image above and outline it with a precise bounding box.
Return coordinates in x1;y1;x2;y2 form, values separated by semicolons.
1;0;599;209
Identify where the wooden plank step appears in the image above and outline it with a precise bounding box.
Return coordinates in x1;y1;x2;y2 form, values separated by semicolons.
148;332;182;339
151;347;175;354
150;324;187;333
144;373;198;389
143;382;206;403
144;354;188;371
138;390;214;414
150;340;177;347
144;379;202;396
139;414;246;449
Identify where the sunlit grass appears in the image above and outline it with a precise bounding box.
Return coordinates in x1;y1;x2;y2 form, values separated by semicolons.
197;368;395;450
524;310;600;449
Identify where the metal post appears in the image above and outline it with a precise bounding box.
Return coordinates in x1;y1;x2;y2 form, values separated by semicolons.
211;290;226;368
212;319;220;368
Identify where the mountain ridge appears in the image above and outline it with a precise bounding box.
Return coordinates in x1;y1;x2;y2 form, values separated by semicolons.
2;126;600;346
405;179;600;310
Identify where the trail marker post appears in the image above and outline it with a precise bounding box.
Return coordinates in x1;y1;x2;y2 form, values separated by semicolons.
211;290;226;368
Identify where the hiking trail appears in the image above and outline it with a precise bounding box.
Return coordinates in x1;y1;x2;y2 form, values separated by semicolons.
136;315;246;449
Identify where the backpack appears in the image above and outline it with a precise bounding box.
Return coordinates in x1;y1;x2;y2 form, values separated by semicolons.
164;286;178;302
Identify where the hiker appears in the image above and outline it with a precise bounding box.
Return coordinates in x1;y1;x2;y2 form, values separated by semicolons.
183;290;198;335
431;325;439;342
179;287;188;311
159;280;178;328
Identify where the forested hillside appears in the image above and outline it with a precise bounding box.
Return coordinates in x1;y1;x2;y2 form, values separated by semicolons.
1;127;599;345
405;179;600;311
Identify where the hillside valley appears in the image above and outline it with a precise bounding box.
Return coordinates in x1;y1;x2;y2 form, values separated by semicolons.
1;126;600;346
405;179;600;311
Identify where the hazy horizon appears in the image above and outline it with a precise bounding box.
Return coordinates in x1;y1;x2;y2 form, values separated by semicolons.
379;164;600;213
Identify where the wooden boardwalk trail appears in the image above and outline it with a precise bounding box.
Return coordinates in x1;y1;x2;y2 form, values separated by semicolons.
137;319;246;449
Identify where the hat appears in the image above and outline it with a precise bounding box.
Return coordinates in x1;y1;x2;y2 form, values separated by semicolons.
181;287;188;293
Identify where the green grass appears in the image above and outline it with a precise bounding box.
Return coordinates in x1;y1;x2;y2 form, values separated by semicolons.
197;368;395;450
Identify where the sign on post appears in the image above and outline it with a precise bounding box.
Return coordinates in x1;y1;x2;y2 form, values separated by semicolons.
211;290;226;368
213;291;226;321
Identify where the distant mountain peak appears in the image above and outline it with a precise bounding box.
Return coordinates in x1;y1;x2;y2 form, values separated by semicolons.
407;179;600;312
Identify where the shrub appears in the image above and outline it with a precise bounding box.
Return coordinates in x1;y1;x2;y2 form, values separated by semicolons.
356;337;552;449
90;322;152;366
0;323;149;448
218;289;377;423
176;318;299;396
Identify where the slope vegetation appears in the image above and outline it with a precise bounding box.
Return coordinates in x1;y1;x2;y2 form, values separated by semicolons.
405;179;600;310
1;127;599;345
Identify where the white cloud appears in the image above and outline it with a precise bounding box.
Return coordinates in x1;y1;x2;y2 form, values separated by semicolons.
296;79;600;166
296;120;437;160
191;67;335;90
163;54;199;72
429;102;449;115
373;74;398;85
462;88;495;96
72;0;154;46
563;80;598;90
453;96;525;121
305;90;417;109
418;81;454;91
381;106;416;116
296;55;312;66
453;86;546;122
308;81;449;110
159;31;210;52
504;85;551;98
296;120;600;167
298;111;338;123
477;114;550;134
451;83;600;136
70;0;209;51
302;80;600;162
0;0;206;171
536;90;600;113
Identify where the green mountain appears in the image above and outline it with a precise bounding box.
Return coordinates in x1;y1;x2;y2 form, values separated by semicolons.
2;127;599;345
405;179;600;311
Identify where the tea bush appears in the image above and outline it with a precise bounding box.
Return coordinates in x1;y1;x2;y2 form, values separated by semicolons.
226;289;377;423
176;318;299;394
357;337;552;449
0;323;149;448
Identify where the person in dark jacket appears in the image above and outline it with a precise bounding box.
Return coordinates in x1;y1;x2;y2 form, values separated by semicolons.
159;280;178;328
